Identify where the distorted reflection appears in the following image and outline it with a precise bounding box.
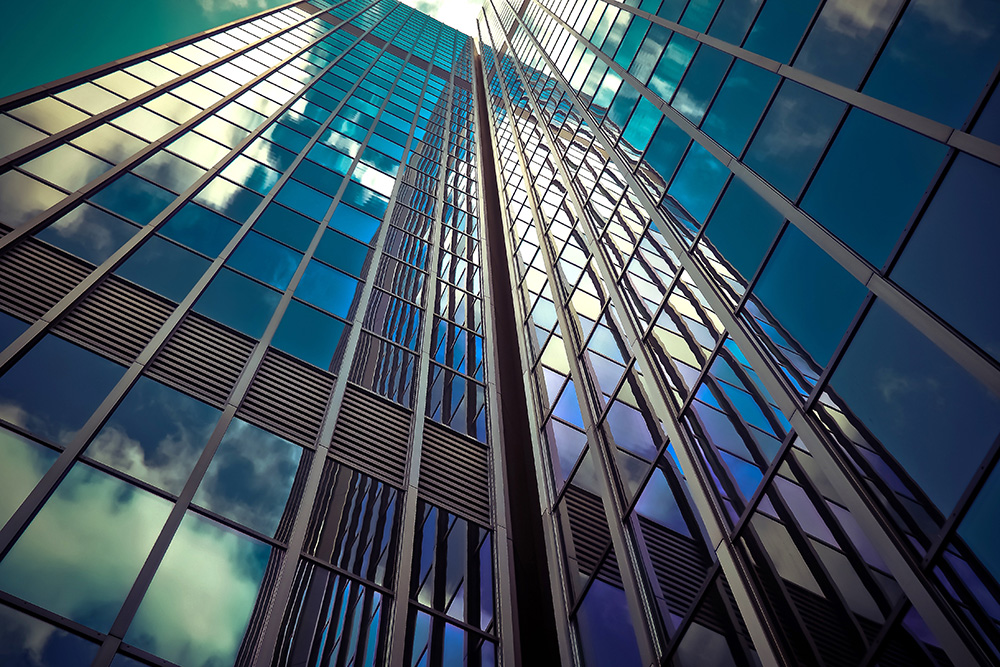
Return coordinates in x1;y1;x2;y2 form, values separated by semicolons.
126;511;271;667
37;203;140;265
193;418;303;537
0;463;171;632
0;603;98;667
0;427;58;527
0;335;124;446
22;144;112;192
86;377;221;495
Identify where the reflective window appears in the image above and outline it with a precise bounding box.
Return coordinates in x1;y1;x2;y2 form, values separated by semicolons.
275;178;333;221
194;268;282;338
0;603;99;666
133;151;206;194
37;203;139;265
90;173;176;224
802;110;947;266
328;202;383;244
158;202;241;258
342;182;389;220
0;427;58;527
72;124;146;164
574;576;642;667
701;59;778;156
193;419;304;536
226;231;302;290
272;300;347;371
744;0;821;63
86;377;220;495
315;228;370;277
752;226;867;365
0;171;64;227
117;236;210;301
0;463;171;631
863;0;1000;126
23;144;112;192
0;335;124;446
702;178;783;281
892;154;1000;362
672;45;732;125
296;260;360;318
667;142;729;226
959;462;1000;581
709;0;764;45
744;82;845;200
194;177;263;222
126;511;270;666
253;203;319;252
831;301;1000;512
0;312;29;351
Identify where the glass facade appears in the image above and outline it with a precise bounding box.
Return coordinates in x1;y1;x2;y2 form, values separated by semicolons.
0;0;998;665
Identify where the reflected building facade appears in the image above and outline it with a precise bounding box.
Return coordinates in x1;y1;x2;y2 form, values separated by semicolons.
1;0;1000;665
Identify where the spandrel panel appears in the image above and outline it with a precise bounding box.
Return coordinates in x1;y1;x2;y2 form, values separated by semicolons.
0;463;171;632
85;377;221;496
125;511;272;666
0;427;58;527
0;335;124;446
0;603;99;667
831;301;1000;513
193;418;304;537
37;203;140;265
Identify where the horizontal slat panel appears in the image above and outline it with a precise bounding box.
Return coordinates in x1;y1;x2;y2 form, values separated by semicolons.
418;421;490;526
0;239;91;321
330;383;411;486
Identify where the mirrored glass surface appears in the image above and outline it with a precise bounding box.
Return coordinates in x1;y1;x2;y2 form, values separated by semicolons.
0;427;58;527
0;603;99;667
37;203;139;265
272;299;347;371
23;144;113;192
116;236;211;302
194;268;282;338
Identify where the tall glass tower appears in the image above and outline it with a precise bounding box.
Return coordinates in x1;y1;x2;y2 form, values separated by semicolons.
1;0;999;665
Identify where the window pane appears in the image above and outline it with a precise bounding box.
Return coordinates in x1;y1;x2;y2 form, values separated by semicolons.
117;236;211;301
0;602;99;666
194;268;282;338
158;202;241;258
226;231;302;290
272;300;347;371
0;427;59;526
314;228;370;277
90;174;176;225
37;203;139;265
252;203;319;251
295;260;360;318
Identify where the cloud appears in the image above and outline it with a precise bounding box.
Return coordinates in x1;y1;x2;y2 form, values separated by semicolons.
196;0;270;14
398;0;485;36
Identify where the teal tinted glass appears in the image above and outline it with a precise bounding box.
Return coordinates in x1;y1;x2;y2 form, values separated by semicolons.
226;231;302;290
315;228;370;277
0;463;171;632
342;181;389;220
0;603;99;666
743;0;821;63
158;202;241;258
116;236;210;301
648;34;697;102
194;268;282;338
672;45;732;124
667;142;729;225
37;203;139;265
0;335;124;446
329;202;382;244
700;60;778;156
802;110;947;266
708;0;764;44
276;178;333;221
253;203;319;251
0;427;58;527
90;173;176;224
194;177;263;222
702;178;784;281
272;299;347;370
296;260;360;317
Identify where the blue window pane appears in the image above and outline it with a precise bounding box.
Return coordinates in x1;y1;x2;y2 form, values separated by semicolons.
744;0;821;63
892;154;1000;362
0;311;29;351
86;377;220;495
195;268;282;338
667;142;729;226
752;226;866;365
116;236;210;302
0;335;123;445
272;300;347;370
226;232;302;290
158;203;241;258
276;178;333;221
295;260;360;318
329;202;382;244
0;603;99;667
90;174;176;224
802;110;947;266
342;181;388;220
630;24;672;84
701;60;779;156
315;228;370;277
622;98;660;155
831;301;1000;512
308;143;354;175
702;178;784;281
680;0;722;32
37;203;139;265
863;0;1000;126
794;0;903;89
575;578;642;667
642;117;690;193
647;34;697;103
292;159;344;195
193;419;303;536
194;177;263;222
672;45;733;125
709;0;764;45
252;203;319;251
745;82;845;200
263;122;310;153
959;464;1000;582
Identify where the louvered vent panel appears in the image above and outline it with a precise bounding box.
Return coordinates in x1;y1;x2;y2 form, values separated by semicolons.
638;515;711;622
0;239;91;321
562;485;614;580
146;313;255;408
330;383;410;486
236;348;334;447
419;421;491;526
52;276;174;365
0;223;11;237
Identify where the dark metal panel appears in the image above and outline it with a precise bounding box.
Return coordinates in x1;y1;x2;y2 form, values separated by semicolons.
329;383;411;487
418;421;491;526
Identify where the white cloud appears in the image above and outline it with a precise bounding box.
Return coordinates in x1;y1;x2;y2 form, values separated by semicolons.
398;0;485;36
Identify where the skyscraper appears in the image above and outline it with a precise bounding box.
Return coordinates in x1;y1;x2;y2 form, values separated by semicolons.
0;0;998;665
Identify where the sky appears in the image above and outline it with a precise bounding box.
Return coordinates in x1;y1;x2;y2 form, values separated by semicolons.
398;0;484;35
0;0;485;100
0;0;304;100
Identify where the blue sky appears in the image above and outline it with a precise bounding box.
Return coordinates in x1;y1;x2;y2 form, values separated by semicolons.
0;0;485;100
